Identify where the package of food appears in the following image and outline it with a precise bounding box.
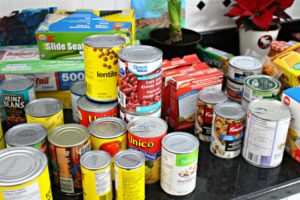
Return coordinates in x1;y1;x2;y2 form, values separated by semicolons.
161;54;201;71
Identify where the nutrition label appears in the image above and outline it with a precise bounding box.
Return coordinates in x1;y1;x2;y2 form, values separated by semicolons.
95;169;111;195
3;182;41;200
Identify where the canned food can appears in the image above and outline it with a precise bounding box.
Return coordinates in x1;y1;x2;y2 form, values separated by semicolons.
114;150;145;200
241;96;250;110
120;106;161;122
195;89;228;142
210;102;246;159
80;150;112;200
226;78;243;101
161;132;199;196
0;147;53;200
0;123;5;149
228;56;262;84
242;99;291;168
118;45;163;113
127;116;168;184
25;98;64;132
70;81;86;122
48;124;91;195
78;96;119;127
83;35;126;102
0;77;35;127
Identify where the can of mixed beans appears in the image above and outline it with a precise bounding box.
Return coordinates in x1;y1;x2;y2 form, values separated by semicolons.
70;81;86;122
118;45;163;113
83;35;126;102
0;77;35;127
161;132;199;196
127;116;167;184
119;106;161;122
0;147;53;200
48;124;91;195
226;78;244;101
25;98;64;132
114;150;145;200
210;102;246;159
242;99;291;168
78;96;118;127
80;150;112;200
195;89;228;142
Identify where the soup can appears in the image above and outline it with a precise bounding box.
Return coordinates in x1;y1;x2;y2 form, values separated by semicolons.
195;89;228;142
242;99;291;168
161;132;199;196
83;35;126;102
226;78;243;101
114;150;145;200
0;147;53;200
120;106;161;122
80;150;112;200
70;81;86;122
127;116;168;184
0;77;35;127
210;102;246;159
78;96;119;127
48;124;91;195
25;98;64;132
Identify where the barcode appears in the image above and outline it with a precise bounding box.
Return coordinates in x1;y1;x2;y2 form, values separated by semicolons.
99;192;112;200
86;82;92;94
60;177;74;193
118;89;126;107
248;152;260;163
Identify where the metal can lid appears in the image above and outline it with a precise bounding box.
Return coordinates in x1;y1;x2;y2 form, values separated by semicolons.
229;56;262;71
198;89;228;104
114;150;145;169
127;116;168;138
25;98;63;117
244;75;281;92
214;102;246;120
0;147;47;186
80;150;111;170
118;45;163;63
0;77;34;92
5;123;47;146
249;99;291;121
48;124;90;147
162;132;199;154
89;117;127;139
83;35;126;48
78;96;118;113
70;81;86;96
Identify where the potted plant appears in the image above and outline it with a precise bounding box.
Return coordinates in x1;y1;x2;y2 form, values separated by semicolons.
225;0;294;55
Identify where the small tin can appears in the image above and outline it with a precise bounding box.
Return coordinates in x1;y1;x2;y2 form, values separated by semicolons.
0;77;35;127
25;98;64;132
0;147;53;200
127;116;168;184
84;35;126;102
114;150;145;200
70;81;86;122
242;99;291;168
120;106;161;122
210;102;246;159
80;150;112;200
78;96;119;127
226;78;243;101
195;89;228;142
161;132;199;196
228;56;262;84
48;124;91;195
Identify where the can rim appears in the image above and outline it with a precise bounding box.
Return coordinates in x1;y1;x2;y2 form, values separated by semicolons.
120;106;161;116
78;96;118;113
229;56;262;71
25;98;63;117
244;75;281;92
114;150;145;169
214;102;246;120
118;45;163;63
0;77;34;92
83;35;126;48
80;150;111;170
198;89;228;104
70;81;86;96
162;132;199;154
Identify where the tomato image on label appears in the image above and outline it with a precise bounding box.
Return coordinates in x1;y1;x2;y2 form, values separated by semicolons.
99;141;121;157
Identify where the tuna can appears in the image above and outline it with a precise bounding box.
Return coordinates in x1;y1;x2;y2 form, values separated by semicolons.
127;116;168;184
70;81;86;122
48;124;91;195
226;78;243;101
78;96;119;127
195;89;228;142
83;35;126;102
118;45;163;114
210;102;246;159
114;150;145;200
0;147;53;200
228;56;262;84
25;98;64;132
0;77;35;127
80;150;112;200
120;106;161;122
242;99;291;168
161;132;199;196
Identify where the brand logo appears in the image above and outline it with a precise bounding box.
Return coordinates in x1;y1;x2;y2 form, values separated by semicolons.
3;95;25;109
128;134;154;148
283;96;290;105
257;35;273;49
97;71;117;78
133;65;148;73
38;34;47;42
228;122;245;135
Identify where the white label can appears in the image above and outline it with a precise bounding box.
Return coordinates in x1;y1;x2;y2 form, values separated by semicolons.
70;81;85;122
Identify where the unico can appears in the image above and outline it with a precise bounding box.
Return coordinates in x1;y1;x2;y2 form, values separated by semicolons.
242;99;291;168
0;147;53;200
83;35;126;102
127;116;167;184
70;81;86;122
161;132;199;196
80;150;112;200
48;124;91;195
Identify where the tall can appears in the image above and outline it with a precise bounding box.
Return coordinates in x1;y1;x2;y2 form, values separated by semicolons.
83;35;126;102
48;124;91;195
127;116;167;184
70;81;86;122
161;132;199;196
242;99;291;168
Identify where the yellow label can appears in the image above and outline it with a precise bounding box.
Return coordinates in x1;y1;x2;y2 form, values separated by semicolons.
0;123;5;149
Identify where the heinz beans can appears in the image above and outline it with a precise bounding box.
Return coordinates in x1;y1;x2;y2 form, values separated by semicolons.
70;81;86;122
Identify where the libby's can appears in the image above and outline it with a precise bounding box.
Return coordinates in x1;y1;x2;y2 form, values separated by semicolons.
70;81;86;122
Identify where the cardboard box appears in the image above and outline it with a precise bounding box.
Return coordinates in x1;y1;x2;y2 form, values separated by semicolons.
161;54;201;71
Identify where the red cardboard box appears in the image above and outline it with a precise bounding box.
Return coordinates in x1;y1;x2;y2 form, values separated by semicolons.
161;54;201;71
